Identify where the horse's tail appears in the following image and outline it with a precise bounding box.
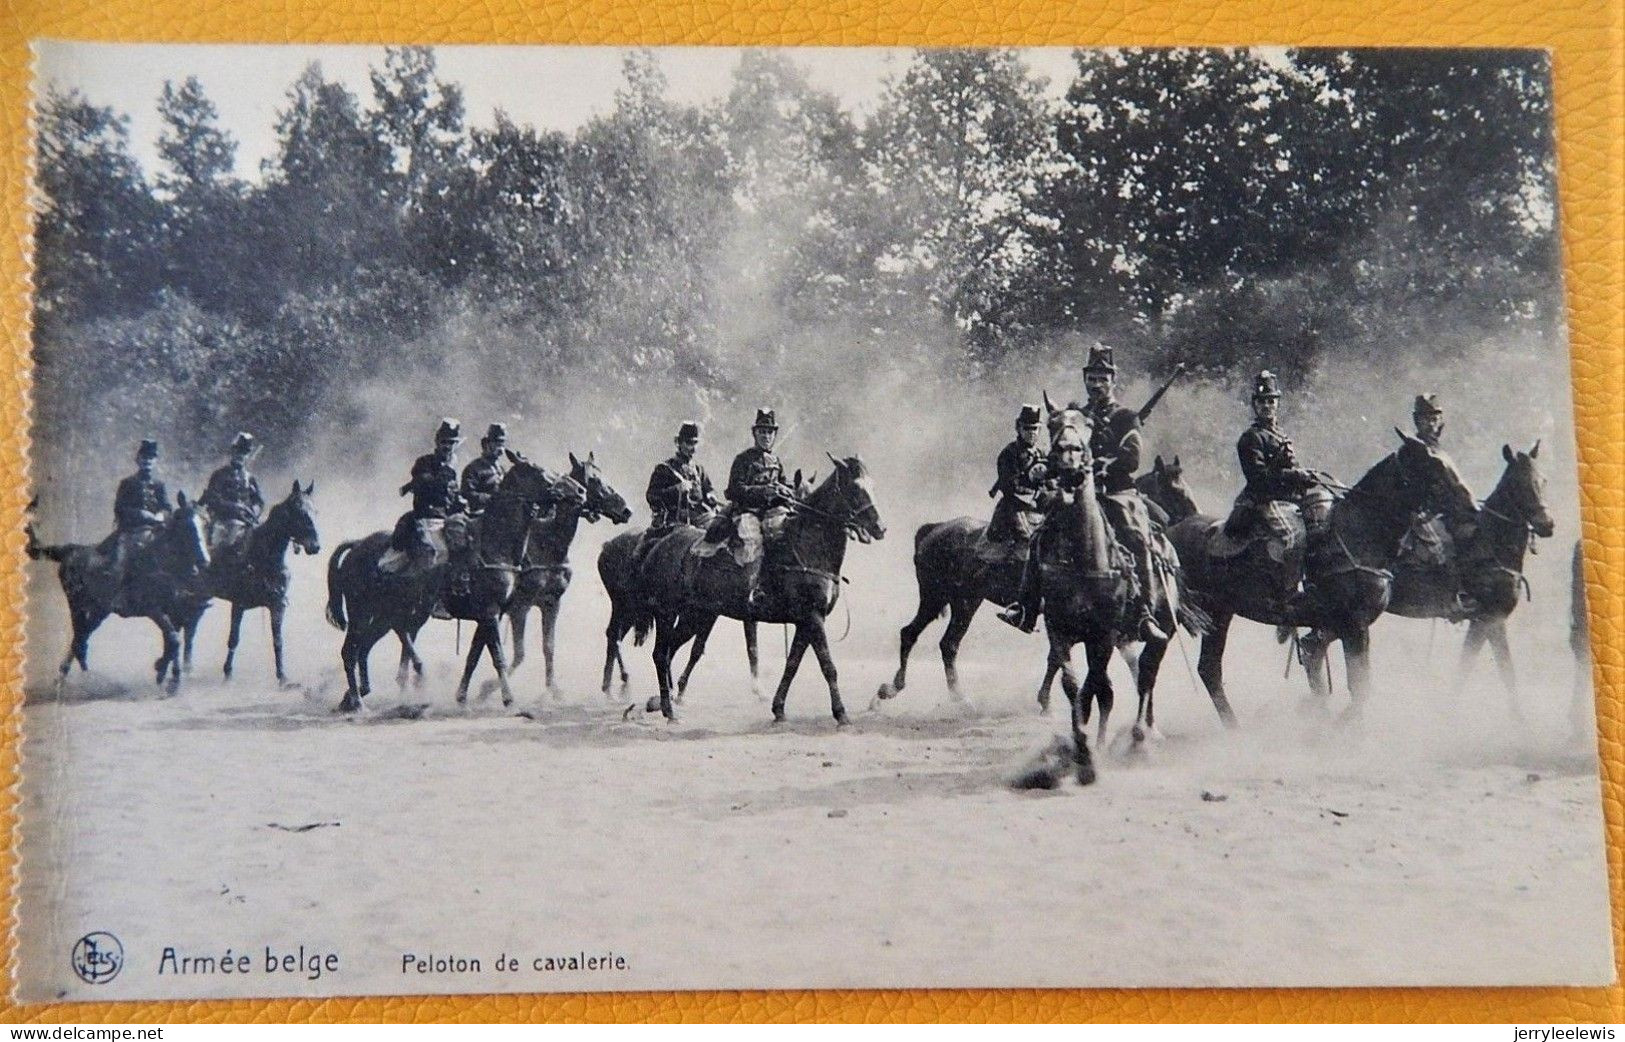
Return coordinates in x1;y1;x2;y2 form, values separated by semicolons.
326;540;356;630
23;522;71;563
631;609;655;648
1168;565;1212;635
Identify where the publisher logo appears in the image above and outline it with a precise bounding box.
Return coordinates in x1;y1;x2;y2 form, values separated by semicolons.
71;932;123;984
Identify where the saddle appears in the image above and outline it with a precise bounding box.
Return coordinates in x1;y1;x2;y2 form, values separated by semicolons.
208;519;252;557
380;516;467;576
1210;500;1306;563
973;529;1030;565
690;508;787;566
1397;513;1454;569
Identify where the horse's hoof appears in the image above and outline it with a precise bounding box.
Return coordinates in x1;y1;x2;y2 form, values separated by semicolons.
622;704;637;721
875;682;897;701
502;695;514;708
835;713;851;728
1075;762;1097;786
772;710;786;724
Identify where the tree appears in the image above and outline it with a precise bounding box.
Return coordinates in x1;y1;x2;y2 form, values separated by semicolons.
154;76;252;313
859;49;1054;367
32;87;162;332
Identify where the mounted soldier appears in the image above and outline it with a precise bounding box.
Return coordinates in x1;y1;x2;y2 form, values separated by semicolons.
647;421;720;531
985;404;1047;552
717;409;798;611
107;438;172;585
1397;393;1461;570
999;346;1166;640
381;418;469;574
1218;370;1332;617
461;423;510;517
199;431;265;554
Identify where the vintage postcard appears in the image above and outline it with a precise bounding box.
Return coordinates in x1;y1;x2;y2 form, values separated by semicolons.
13;42;1614;1000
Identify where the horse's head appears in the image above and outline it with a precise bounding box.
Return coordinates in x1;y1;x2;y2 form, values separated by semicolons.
1391;428;1476;522
817;452;885;543
1143;454;1197;522
1043;390;1089;450
167;492;211;575
1495;441;1555;538
270;480;321;555
569;451;633;524
499;452;587;514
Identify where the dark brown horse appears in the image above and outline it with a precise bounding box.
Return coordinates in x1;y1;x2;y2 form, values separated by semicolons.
1027;422;1197;785
629;455;885;724
178;481;321;685
598;473;813;704
490;452;633;699
1387;442;1553;716
1164;431;1476;722
27;494;212;695
326;457;581;712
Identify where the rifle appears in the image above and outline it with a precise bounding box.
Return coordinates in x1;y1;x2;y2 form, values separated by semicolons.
1136;363;1186;423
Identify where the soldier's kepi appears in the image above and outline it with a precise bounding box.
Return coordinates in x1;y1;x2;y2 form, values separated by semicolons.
647;420;719;530
199;431;265;553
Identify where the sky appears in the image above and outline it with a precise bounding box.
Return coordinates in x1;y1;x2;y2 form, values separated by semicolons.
34;42;1081;180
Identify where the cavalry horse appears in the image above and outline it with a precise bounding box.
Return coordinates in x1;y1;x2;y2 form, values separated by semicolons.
597;472;811;705
627;454;885;724
26;493;211;695
1027;418;1195;785
1385;442;1553;716
1163;430;1476;722
179;481;321;685
325;455;582;712
483;452;632;700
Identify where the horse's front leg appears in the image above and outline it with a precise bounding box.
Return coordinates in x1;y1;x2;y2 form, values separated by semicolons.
1052;638;1095;785
270;603;289;686
224;603;245;680
1132;637;1170;746
1083;633;1115;750
154;613;181;695
806;616;848;726
1482;618;1523;722
455;618;491;705
744;619;761;700
509;605;529;675
770;627;813;724
182;613;197;675
486;619;513;707
540;597;562;696
676;614;718;704
1196;612;1238;727
1341;627;1372;722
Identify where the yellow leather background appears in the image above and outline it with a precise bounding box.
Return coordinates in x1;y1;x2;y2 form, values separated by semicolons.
1;0;1619;1024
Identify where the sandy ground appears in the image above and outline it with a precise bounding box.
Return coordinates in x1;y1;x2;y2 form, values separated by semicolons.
14;536;1617;1000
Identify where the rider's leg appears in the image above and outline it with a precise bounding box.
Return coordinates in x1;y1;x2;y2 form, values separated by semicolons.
997;532;1043;633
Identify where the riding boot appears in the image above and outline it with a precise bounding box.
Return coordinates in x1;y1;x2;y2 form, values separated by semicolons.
743;558;765;616
1134;551;1168;643
997;551;1041;633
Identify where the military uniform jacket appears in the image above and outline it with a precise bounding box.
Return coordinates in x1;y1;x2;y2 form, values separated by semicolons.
647;456;716;527
991;440;1046;507
200;463;264;524
1086;399;1142;494
115;473;171;532
1237;420;1315;503
403;453;464;518
461;455;507;515
726;447;786;512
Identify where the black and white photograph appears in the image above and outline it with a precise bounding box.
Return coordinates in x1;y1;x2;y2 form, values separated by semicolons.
15;41;1614;999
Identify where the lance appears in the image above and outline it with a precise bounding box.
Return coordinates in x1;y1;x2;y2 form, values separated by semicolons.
1136;362;1186;423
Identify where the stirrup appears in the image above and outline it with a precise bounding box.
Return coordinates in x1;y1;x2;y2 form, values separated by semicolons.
997;604;1037;634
